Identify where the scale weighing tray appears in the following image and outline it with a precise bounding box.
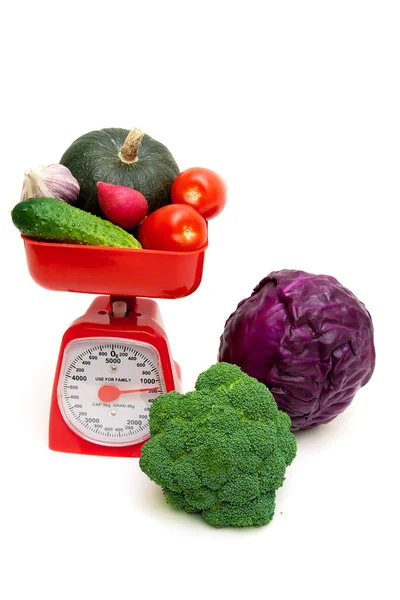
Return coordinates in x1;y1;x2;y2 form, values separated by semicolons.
22;235;207;298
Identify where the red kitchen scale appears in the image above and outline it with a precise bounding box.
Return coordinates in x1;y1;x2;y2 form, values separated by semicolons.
21;235;207;457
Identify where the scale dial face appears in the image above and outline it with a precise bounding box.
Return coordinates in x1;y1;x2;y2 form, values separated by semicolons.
57;338;166;447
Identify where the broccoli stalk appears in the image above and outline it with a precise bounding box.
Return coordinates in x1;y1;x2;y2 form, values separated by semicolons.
139;363;297;528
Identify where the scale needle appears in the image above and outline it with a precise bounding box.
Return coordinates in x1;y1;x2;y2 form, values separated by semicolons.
98;385;159;403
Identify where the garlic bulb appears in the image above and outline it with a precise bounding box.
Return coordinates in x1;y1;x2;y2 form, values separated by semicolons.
21;164;80;203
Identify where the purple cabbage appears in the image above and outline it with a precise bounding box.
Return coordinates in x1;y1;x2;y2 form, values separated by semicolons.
218;269;375;431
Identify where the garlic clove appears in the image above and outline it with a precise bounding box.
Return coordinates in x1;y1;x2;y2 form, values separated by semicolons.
20;163;80;203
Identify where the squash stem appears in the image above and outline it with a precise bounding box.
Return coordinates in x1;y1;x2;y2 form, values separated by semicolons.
119;128;145;164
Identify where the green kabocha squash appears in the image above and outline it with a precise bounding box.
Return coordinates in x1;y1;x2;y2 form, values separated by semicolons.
60;127;180;216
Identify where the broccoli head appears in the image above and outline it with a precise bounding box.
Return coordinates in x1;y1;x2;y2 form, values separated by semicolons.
139;362;297;528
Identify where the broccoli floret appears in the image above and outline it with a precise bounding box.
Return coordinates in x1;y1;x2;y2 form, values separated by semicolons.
139;362;297;528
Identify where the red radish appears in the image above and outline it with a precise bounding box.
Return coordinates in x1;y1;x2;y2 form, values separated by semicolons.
97;182;148;230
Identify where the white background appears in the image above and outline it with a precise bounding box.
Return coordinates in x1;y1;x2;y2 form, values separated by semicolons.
1;2;399;599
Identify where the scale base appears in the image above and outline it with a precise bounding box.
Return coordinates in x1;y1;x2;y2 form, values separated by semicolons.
48;296;181;458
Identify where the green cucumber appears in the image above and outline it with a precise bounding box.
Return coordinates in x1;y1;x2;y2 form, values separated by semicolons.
11;197;141;249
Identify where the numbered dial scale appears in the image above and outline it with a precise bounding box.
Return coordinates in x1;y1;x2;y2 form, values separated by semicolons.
59;338;165;446
49;296;181;457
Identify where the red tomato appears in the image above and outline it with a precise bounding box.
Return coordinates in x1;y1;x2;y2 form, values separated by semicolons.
137;204;208;251
171;167;227;220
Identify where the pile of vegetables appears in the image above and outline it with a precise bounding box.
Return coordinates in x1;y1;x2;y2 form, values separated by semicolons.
12;127;227;251
12;127;376;530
